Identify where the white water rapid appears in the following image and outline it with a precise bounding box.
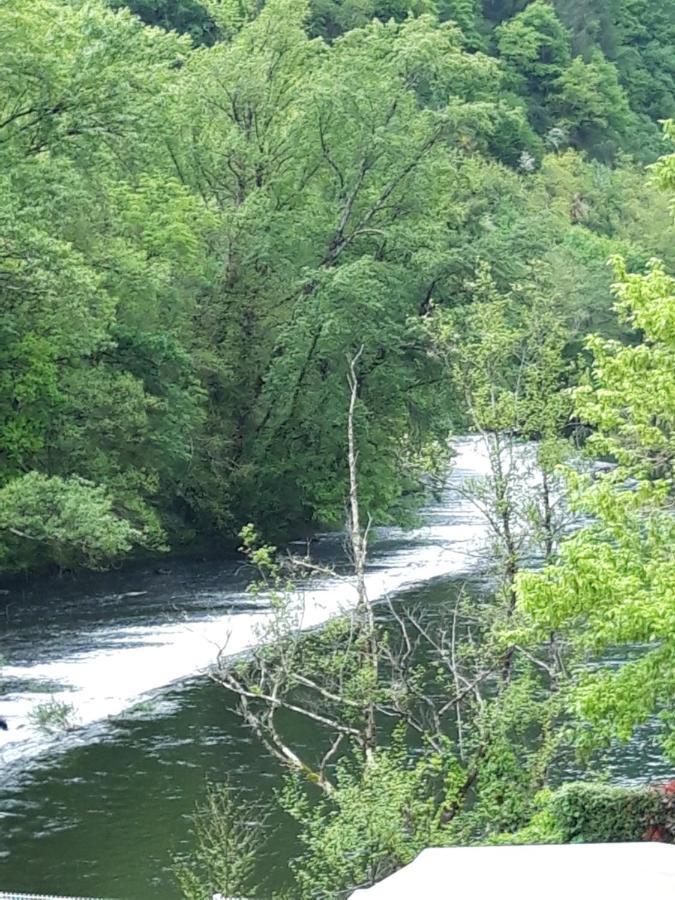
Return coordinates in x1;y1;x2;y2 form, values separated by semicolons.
0;437;495;770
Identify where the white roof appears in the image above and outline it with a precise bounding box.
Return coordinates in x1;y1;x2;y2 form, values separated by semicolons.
349;843;675;899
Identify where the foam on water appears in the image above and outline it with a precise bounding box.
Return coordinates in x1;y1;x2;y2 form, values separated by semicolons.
0;437;493;769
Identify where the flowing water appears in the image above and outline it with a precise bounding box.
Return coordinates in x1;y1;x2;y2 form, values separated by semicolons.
0;439;669;898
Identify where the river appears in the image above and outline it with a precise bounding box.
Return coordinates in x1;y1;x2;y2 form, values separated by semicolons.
0;438;669;898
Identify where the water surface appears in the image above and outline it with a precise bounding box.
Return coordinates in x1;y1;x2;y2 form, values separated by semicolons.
0;439;669;897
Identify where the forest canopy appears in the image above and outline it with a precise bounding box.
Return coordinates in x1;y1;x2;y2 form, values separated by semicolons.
1;0;674;572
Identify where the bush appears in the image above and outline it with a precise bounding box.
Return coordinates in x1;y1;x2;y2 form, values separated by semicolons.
496;781;669;845
549;782;661;843
29;698;78;735
173;782;263;900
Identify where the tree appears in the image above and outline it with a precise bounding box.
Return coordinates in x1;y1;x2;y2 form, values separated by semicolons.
1;0;671;579
612;0;675;152
552;0;621;58
492;0;669;160
497;2;572;94
282;744;448;897
0;473;158;571
108;0;219;45
0;0;188;160
423;262;577;707
428;264;575;582
173;3;505;534
554;50;631;156
0;0;210;570
208;345;568;896
519;257;675;759
517;131;675;759
174;782;262;900
307;0;435;41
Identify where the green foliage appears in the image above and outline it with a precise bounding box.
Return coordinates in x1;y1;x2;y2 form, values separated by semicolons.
174;782;262;899
518;129;675;761
547;782;660;843
652;121;675;194
4;2;675;892
489;0;670;160
606;0;675;144
215;496;568;894
0;0;189;160
520;264;675;753
497;781;663;845
308;0;436;40
282;748;448;897
497;1;572;88
112;0;675;161
555;50;632;156
29;697;79;735
0;473;160;571
429;264;573;437
437;0;483;45
445;678;565;844
489;789;564;845
1;0;671;575
108;0;219;45
0;0;208;571
172;6;509;533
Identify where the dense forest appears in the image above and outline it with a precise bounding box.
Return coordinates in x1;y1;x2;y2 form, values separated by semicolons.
2;1;675;897
1;0;674;574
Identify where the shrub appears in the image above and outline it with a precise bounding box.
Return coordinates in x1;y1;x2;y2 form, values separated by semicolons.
549;782;661;843
29;698;78;735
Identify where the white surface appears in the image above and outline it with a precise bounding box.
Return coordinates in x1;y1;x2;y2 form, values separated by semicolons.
350;844;675;898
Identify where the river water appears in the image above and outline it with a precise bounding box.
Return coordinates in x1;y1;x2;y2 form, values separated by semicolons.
0;438;669;898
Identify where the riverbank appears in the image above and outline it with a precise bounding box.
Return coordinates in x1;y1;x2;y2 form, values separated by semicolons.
0;439;493;897
0;534;244;592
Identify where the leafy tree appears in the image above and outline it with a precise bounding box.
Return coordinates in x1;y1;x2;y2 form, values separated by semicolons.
426;263;576;702
0;0;188;159
173;3;506;534
491;0;672;160
308;0;435;40
554;50;631;157
518;133;675;759
0;473;158;571
610;0;675;140
552;0;622;58
174;782;262;900
520;260;675;759
437;0;484;46
0;0;672;576
496;1;571;97
205;339;571;896
282;746;448;898
0;0;208;571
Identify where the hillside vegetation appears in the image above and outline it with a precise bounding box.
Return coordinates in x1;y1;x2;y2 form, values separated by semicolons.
1;0;673;573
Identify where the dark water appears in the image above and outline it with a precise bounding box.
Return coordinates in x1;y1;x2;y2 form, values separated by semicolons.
0;438;490;897
1;577;670;899
0;674;279;898
0;440;670;898
0;576;471;899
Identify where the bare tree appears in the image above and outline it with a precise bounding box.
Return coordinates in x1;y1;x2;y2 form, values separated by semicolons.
212;349;495;795
211;340;567;855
